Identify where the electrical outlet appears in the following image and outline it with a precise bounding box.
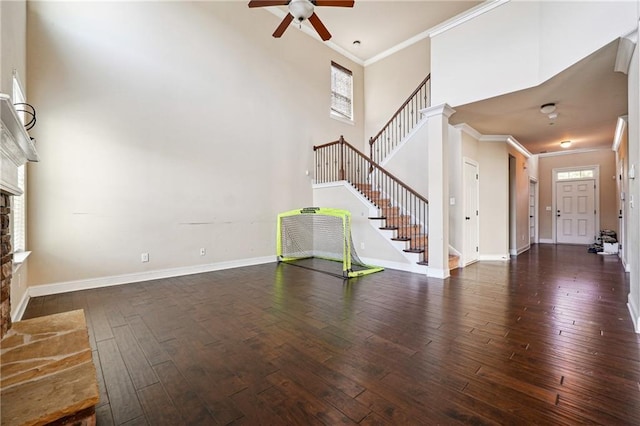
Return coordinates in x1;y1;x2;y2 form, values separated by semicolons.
360;242;365;250
200;248;206;256
141;253;149;263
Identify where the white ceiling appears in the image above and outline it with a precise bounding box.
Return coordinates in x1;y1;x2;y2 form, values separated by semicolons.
450;39;628;154
307;0;482;63
253;0;629;155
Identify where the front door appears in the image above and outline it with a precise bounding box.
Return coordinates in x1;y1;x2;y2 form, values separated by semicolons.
556;179;596;244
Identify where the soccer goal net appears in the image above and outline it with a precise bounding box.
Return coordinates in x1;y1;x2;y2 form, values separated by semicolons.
276;207;383;278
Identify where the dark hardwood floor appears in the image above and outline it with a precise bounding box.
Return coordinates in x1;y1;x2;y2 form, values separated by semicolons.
22;244;640;425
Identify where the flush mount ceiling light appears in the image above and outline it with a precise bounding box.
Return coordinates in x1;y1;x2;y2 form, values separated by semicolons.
540;103;556;114
352;40;361;47
560;140;572;149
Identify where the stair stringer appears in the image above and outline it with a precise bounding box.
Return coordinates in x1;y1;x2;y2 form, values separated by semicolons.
313;181;427;274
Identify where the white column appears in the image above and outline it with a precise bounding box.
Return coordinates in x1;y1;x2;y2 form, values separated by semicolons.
421;104;455;279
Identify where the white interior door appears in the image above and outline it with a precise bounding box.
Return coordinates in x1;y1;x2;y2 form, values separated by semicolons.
529;181;537;244
463;160;479;265
556;180;596;244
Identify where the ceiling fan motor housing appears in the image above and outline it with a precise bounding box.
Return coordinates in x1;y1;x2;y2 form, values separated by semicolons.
289;0;314;22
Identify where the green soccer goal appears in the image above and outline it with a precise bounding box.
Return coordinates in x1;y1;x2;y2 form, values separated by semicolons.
276;207;383;278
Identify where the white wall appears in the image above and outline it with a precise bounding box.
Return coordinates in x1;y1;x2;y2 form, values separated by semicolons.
379;120;429;198
26;1;364;288
431;1;640;107
364;39;430;150
448;125;463;255
627;40;640;331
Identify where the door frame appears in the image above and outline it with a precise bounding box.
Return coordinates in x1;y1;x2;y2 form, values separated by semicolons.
529;178;539;245
551;165;600;244
463;157;480;266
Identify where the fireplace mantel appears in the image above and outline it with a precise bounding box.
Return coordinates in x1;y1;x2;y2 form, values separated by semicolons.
0;93;39;196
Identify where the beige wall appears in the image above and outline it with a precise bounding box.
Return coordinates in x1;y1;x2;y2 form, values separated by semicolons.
538;150;617;241
1;0;26;94
431;1;639;106
478;142;509;259
364;39;429;150
508;146;531;254
1;0;30;320
26;1;364;287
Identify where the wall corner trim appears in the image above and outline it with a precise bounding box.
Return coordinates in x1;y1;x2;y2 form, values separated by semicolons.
627;297;640;333
420;103;456;119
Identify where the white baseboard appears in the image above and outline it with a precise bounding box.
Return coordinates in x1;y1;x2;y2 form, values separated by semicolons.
539;239;554;244
360;256;426;275
426;267;449;279
478;254;510;261
27;256;275;298
12;291;30;322
628;296;639;333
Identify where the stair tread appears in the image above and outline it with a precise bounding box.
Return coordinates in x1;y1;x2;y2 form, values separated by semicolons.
404;248;424;254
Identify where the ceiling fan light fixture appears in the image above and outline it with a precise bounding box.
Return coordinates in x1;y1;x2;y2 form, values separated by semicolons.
540;103;556;114
560;140;572;149
289;0;314;21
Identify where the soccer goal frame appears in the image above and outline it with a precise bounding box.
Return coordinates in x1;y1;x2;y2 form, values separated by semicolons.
276;207;383;278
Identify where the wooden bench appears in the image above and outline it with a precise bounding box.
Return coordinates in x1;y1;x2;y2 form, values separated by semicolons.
1;310;99;426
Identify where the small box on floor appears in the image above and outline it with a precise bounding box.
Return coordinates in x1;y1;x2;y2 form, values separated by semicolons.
603;242;619;254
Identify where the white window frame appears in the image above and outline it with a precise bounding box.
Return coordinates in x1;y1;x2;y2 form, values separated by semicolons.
330;61;353;123
11;71;27;255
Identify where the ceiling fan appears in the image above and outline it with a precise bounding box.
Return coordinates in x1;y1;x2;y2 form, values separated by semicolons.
248;0;355;41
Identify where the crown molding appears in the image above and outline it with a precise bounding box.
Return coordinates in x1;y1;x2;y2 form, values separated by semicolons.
453;123;482;140
262;1;510;68
479;134;532;158
537;148;608;158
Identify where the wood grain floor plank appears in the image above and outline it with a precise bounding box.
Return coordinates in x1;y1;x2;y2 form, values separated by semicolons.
112;324;159;390
21;245;640;425
136;382;184;426
153;361;217;425
96;338;144;425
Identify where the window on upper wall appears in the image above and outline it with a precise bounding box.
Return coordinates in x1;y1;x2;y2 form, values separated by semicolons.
330;61;353;122
12;72;27;254
556;169;595;181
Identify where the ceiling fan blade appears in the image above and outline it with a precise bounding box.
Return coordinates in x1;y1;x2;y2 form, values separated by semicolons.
273;13;294;38
248;1;289;8
308;12;331;41
314;0;354;7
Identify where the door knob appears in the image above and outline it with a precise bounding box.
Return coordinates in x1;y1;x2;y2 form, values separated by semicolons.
465;217;470;220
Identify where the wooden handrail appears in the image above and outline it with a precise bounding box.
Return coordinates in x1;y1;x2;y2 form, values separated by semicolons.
370;74;430;145
314;136;428;205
